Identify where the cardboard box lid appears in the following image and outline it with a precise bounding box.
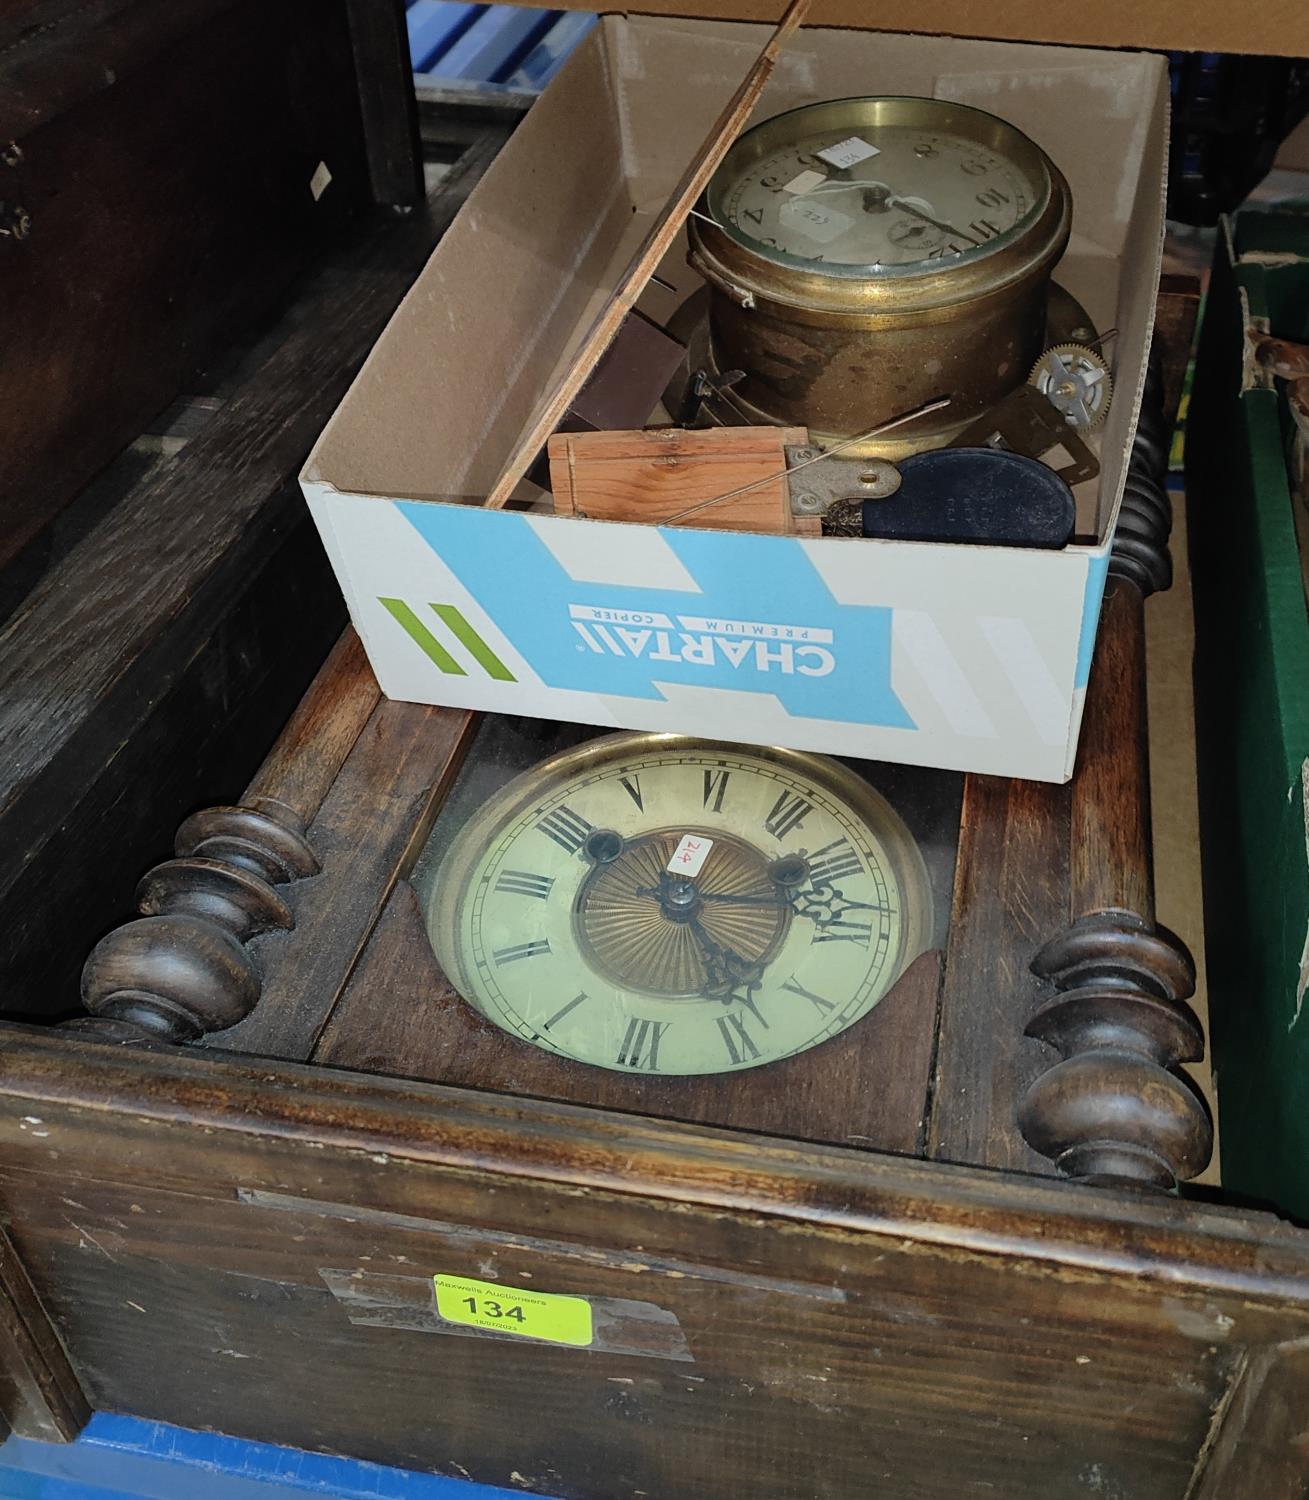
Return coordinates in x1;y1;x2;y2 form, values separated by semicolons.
515;0;1309;60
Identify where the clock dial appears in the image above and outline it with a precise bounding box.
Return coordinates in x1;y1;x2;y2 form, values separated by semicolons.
424;735;931;1076
704;98;1050;276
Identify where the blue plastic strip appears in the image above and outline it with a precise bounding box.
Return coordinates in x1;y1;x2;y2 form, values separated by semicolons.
503;11;597;89
1073;551;1111;689
0;1413;558;1500
422;6;560;82
407;0;486;72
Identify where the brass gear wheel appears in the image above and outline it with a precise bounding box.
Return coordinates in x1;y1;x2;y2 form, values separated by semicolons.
1028;342;1113;431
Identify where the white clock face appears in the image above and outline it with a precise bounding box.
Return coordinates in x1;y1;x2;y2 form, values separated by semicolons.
706;102;1047;275
424;736;931;1076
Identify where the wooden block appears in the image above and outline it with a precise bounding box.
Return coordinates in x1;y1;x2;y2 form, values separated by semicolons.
548;424;819;535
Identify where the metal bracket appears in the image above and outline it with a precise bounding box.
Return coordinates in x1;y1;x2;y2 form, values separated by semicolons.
950;384;1099;486
679;366;751;428
783;445;901;518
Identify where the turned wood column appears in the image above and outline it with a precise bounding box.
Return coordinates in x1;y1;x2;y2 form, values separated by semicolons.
76;798;319;1043
1017;356;1213;1190
69;632;380;1045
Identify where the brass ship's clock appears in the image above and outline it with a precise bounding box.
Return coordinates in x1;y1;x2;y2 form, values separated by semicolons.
423;734;931;1076
688;96;1072;454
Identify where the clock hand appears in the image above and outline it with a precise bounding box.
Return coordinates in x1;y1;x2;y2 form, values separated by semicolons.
778;176;980;251
633;874;784;907
789;881;881;929
697;881;879;928
684;910;767;1000
693;890;788;908
634;885;793;911
885;196;981;247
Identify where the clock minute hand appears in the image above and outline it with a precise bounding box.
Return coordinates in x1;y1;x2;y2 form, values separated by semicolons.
886;196;980;247
695;890;788;909
632;884;786;910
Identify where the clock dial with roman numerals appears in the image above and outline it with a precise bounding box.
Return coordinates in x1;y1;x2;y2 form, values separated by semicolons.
424;734;931;1076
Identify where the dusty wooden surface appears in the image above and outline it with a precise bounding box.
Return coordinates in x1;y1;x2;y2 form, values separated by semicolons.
928;772;1071;1175
0;0;373;568
0;126;508;1017
314;887;944;1155
0;1027;1305;1495
0;1222;89;1442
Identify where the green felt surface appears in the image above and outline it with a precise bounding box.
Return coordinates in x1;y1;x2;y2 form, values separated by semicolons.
1188;209;1309;1220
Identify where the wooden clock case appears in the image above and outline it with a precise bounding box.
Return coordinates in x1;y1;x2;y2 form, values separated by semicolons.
2;317;1308;1498
0;7;1304;1471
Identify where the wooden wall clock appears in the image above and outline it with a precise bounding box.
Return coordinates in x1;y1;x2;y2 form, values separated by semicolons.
1;319;1308;1500
72;356;1210;1194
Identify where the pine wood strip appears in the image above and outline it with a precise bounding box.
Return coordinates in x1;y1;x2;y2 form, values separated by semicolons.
548;424;813;534
482;0;812;511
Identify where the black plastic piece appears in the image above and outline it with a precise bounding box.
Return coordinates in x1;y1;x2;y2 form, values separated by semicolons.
861;447;1075;548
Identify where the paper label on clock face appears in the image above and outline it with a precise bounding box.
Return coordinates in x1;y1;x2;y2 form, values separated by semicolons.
816;136;880;169
434;1275;594;1347
778;198;854;245
667;833;714;877
782;168;827;195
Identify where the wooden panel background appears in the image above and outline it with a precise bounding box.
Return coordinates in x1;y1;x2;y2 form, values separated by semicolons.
0;131;508;1017
0;0;372;568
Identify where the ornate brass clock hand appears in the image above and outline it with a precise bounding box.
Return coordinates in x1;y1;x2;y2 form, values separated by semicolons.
684;909;768;1001
790;881;881;930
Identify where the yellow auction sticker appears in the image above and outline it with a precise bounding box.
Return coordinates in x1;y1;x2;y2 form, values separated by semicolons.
433;1274;594;1347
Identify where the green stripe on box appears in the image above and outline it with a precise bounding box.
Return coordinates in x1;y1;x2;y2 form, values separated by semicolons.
430;603;516;681
379;597;466;676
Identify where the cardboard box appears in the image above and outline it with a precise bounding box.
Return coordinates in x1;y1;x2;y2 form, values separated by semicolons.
302;18;1167;783
513;0;1309;60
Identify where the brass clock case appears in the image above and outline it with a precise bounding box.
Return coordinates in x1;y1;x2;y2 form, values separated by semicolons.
688;96;1072;456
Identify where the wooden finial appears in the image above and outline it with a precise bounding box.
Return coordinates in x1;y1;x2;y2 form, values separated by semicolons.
1018;909;1212;1190
76;797;317;1043
1108;359;1173;598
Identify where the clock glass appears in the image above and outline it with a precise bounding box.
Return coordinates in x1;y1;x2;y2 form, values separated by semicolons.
704;97;1051;278
422;734;932;1076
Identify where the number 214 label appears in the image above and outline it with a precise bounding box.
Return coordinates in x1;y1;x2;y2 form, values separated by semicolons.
433;1274;594;1347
